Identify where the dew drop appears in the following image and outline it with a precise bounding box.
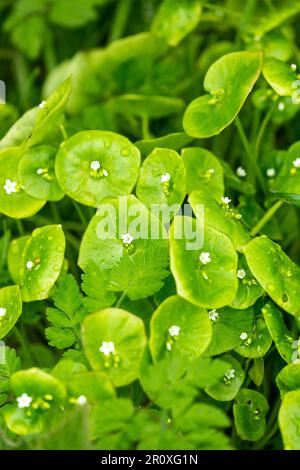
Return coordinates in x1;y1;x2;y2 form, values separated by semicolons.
121;147;130;157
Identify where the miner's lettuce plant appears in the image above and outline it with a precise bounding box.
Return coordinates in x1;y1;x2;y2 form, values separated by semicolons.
2;0;300;451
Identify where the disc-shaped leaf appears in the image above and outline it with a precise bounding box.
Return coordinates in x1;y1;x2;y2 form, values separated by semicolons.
230;255;264;309
21;225;66;302
262;301;296;363
235;317;272;359
7;236;30;284
170;216;238;308
273;141;300;197
11;368;66;401
244;236;300;317
149;295;211;362
82;308;147;387
263;58;298;96
204;307;254;356
276;364;300;398
205;355;245;401
19;145;64;201
183;51;263;138
279;390;300;449
0;285;22;339
68;372;116;404
189;189;250;251
136;148;186;213
233;389;269;441
151;0;202;46
135;133;193;156
182;147;224;200
0;147;46;218
55;131;141;207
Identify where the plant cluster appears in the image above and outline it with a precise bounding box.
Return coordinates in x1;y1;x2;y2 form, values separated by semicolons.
1;0;300;451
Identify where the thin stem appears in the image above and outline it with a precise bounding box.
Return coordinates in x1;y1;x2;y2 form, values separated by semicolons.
251;200;284;237
49;201;61;224
60;123;68;141
235;117;266;193
141;116;151;140
116;291;127;308
71;200;88;228
15;219;24;236
108;0;133;43
254;99;278;162
13;326;35;365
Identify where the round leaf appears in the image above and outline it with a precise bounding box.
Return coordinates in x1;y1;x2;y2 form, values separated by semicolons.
135;133;193;156
205;355;245;401
0;285;22;339
7;236;30;284
231;255;264;309
234;317;272;359
55;130;140;207
276;364;300;398
82;308;147;387
279;390;300;449
233;389;269;441
263;58;298;96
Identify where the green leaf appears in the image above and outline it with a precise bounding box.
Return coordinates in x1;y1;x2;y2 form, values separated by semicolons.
231;254;264;309
68;371;116;405
279;390;300;449
135;133;193;156
182;147;224;200
150;295;211;362
205;354;245;401
55;131;141;207
7;236;30;284
82;308;147;387
263;58;298;96
189;189;250;251
0;346;21;394
273;141;300;198
0;285;22;339
136;148;186;214
151;0;202;46
248;359;264;387
204;307;254;357
81;261;116;313
46;327;77;349
0;147;46;219
262;301;296;363
107;94;184;118
0;108;38;150
233;389;269;441
9;16;46;60
170;215;238;308
19;145;64;201
234;316;272;359
21;225;66;302
183;51;263;138
276;364;300;398
244;236;300;317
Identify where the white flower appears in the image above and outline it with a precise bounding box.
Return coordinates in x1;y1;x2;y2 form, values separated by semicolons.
291;64;297;72
240;332;248;341
39;100;46;109
208;168;215;174
36;168;44;175
278;102;285;111
166;342;172;351
237;269;246;280
102;169;108;177
77;395;87;406
0;307;6;317
208;309;219;322
3;179;17;195
266;168;276;178
90;160;101;171
26;260;34;269
121;233;134;245
221;196;231;205
199;252;211;265
99;341;115;356
293;158;300;168
160;173;171;183
236;166;247;178
224;368;235;380
168;325;180;337
17;393;32;408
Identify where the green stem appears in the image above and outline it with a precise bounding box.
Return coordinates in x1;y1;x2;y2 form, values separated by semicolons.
235;117;266;193
13;326;35;365
250;200;284;237
108;0;133;43
49;201;61;224
116;291;127;308
254;99;278;162
15;219;24;236
71;200;88;228
141;116;151;140
60;123;69;141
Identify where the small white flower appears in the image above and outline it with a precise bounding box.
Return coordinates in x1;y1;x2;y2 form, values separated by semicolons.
278;102;285;111
208;309;219;322
36;168;44;175
237;269;246;280
166;342;172;351
160;173;171;183
208;168;215;174
168;325;180;337
77;395;87;406
293;158;300;168
221;196;231;205
236;166;247;178
26;260;34;269
102;169;108;177
121;233;134;245
0;307;6;317
99;341;115;356
266;168;276;178
17;393;32;408
240;332;248;341
291;64;297;72
90;160;101;171
39;100;46;109
224;368;235;380
3;179;17;195
199;252;211;265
